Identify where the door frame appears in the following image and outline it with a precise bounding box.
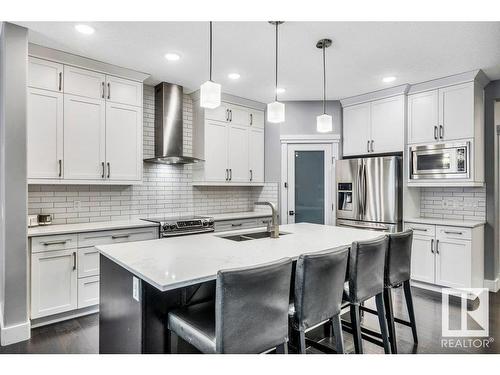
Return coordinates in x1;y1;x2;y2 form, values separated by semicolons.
280;134;340;225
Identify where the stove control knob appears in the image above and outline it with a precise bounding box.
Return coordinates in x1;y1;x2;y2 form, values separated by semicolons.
202;220;208;227
169;224;177;230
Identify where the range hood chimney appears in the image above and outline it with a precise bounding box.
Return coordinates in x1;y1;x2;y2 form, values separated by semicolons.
144;82;203;165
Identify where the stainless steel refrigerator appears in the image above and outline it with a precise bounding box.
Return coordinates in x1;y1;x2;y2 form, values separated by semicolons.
336;156;402;232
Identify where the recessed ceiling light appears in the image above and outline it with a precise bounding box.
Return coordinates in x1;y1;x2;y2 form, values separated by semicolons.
75;24;95;35
228;73;240;80
382;76;396;83
276;87;286;94
165;53;181;61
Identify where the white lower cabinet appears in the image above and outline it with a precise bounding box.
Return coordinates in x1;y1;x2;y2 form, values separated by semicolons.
31;249;78;319
78;276;100;309
405;222;483;289
214;217;272;232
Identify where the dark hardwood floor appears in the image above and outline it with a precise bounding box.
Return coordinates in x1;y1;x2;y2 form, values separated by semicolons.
1;286;498;354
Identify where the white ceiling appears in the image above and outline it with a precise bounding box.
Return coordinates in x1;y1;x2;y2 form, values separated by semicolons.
16;21;500;102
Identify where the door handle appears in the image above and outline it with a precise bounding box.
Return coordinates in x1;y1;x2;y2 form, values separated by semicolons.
107;82;111;99
107;162;110;179
250;169;253;181
436;239;440;254
101;82;105;98
439;125;444;139
250;113;253;125
101;162;105;178
434;126;438;140
229;110;233;122
370;140;374;153
225;169;228;181
431;239;435;254
73;251;77;271
58;159;62;177
289;210;295;216
367;140;370;153
229;169;232;180
58;72;62;91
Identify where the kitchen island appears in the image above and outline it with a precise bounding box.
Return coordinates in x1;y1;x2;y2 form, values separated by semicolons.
97;223;383;353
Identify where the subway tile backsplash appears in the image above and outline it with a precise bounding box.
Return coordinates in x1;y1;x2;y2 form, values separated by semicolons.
28;85;278;225
420;187;486;221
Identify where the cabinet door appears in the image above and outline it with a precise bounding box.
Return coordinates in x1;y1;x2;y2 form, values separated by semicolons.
229;105;250;127
106;75;143;107
407;90;439;144
370;95;404;153
64;65;106;99
410;235;435;284
204;121;229;181
342;103;371;156
249;109;265;128
31;249;78;319
228;125;249;182
105;102;142;181
27;88;64;179
439;83;474;141
249;127;264;183
78;276;100;308
435;238;471;288
64;95;106;180
205;103;230;122
28;57;63;92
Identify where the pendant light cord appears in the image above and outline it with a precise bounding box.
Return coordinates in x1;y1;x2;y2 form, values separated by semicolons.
322;42;326;114
209;21;213;82
275;22;278;102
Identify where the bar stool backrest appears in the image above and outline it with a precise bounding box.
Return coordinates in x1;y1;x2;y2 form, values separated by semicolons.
215;258;293;353
294;247;349;331
386;230;413;287
348;236;388;303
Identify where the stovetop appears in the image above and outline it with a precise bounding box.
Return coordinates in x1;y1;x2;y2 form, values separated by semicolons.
141;215;212;224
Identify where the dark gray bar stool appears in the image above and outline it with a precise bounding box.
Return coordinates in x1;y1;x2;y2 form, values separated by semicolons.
289;246;349;354
342;236;391;354
167;258;293;354
360;230;417;353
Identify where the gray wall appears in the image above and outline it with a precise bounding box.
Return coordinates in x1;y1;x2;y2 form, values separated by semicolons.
265;100;342;183
484;79;500;281
0;22;29;338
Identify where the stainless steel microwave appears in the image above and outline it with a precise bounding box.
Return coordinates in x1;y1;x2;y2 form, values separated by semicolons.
410;142;469;180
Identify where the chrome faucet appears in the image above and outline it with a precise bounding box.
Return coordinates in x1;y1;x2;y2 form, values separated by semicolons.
254;201;279;238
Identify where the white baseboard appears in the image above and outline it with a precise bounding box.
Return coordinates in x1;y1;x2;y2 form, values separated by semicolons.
0;319;31;346
484;276;500;292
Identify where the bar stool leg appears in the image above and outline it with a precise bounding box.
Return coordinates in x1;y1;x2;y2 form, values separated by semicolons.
298;331;307;354
276;342;288;354
403;280;418;344
331;314;345;354
383;288;397;354
375;293;391;354
349;304;363;354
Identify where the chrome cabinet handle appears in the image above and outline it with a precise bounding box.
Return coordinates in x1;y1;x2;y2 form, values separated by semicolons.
107;83;110;99
412;227;428;232
229;169;232;180
231;223;242;227
431;239;435;254
444;230;463;235
111;234;130;239
436;239;440;254
42;240;68;246
101;82;105;98
229;110;233;122
439;125;444;139
434;126;438;140
367;140;370;153
107;162;110;178
101;162;105;178
58;72;62;91
225;169;228;181
58;159;62;177
73;252;77;271
250;169;253;181
250;113;253;125
370;140;374;153
226;109;229;122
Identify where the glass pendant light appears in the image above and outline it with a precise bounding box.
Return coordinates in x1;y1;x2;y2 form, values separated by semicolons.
200;21;221;109
267;21;285;123
316;38;333;133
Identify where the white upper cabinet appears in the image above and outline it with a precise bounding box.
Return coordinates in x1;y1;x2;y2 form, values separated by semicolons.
203;121;229;182
370;95;405;154
27;88;64;179
105;75;143;107
228;125;249;182
28;57;63;92
105;102;143;181
342;103;371;156
205;103;230;122
408;82;476;144
249;127;265;183
64;65;106;100
63;94;106;180
228;106;249;127
249;109;265;128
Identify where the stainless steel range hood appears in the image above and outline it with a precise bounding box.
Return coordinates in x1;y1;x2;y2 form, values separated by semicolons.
144;82;203;165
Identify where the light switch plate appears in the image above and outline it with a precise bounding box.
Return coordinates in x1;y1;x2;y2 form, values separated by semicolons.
132;276;140;302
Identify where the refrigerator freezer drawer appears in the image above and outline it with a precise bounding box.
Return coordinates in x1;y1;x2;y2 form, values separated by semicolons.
336;219;399;233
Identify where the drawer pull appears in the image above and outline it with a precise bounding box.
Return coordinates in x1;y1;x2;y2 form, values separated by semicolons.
42;240;69;246
430;239;434;254
443;230;463;235
231;223;243;227
411;227;427;232
111;234;130;239
436;239;440;254
73;251;77;271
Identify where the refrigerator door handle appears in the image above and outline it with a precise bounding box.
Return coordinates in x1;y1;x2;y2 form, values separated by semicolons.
362;163;367;218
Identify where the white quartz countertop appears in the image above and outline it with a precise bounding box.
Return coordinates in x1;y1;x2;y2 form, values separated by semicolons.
404;217;485;228
97;223;383;292
28;219;158;237
211;210;272;221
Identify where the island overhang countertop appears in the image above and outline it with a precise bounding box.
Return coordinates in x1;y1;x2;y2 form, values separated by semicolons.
97;223;384;292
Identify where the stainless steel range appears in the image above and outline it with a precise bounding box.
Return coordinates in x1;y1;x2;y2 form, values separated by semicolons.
141;215;215;238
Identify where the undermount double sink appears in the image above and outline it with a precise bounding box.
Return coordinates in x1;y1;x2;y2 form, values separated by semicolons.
220;231;289;242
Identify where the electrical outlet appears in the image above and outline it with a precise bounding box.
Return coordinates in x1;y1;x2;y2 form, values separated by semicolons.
74;200;82;210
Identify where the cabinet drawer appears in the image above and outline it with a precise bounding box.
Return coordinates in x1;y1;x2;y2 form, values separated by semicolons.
436;226;471;240
404;222;435;237
77;276;100;308
78;226;158;247
78;247;100;278
28;57;63;92
214;218;261;232
31;234;78;253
